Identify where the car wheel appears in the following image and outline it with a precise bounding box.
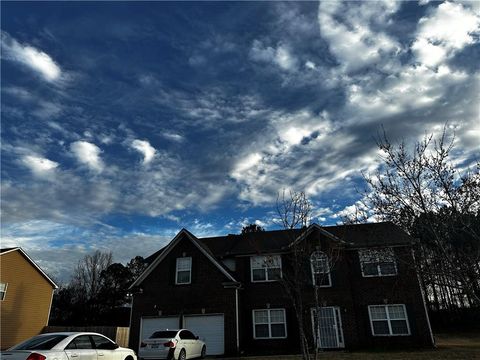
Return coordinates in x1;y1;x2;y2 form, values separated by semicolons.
200;346;206;359
178;349;186;360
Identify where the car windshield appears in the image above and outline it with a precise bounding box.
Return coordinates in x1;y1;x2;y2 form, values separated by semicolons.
10;334;69;350
149;331;177;339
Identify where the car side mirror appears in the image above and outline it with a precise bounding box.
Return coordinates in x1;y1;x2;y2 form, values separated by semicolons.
195;336;199;340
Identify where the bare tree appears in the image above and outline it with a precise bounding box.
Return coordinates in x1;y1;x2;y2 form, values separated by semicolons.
71;250;113;304
358;126;480;308
275;190;342;360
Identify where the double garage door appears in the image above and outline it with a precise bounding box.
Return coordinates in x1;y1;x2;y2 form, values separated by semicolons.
140;314;224;355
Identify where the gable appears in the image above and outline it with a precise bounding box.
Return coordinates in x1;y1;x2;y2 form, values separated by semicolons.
0;248;58;289
130;229;237;288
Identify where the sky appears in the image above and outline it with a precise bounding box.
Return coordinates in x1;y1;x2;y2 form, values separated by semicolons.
1;1;479;283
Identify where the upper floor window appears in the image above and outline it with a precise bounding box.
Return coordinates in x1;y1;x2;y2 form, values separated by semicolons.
253;308;287;339
176;257;192;284
250;255;282;282
359;248;397;277
0;283;7;301
368;304;410;336
310;251;331;287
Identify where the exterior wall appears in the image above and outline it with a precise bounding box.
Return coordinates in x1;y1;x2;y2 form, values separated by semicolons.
129;236;237;355
0;251;55;350
131;229;433;355
232;236;433;353
236;255;296;355
347;246;433;349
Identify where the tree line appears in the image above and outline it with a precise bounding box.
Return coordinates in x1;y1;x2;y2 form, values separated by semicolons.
50;252;147;326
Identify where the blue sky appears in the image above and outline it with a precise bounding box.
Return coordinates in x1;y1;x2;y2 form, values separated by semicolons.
1;1;479;282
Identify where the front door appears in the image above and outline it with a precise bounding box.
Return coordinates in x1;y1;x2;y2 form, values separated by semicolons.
311;306;345;349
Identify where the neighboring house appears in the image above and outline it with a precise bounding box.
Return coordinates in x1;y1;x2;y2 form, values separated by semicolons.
0;247;58;350
129;222;434;356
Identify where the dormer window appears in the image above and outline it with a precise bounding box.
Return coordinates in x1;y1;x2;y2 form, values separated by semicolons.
250;255;282;282
310;251;331;287
176;257;192;284
359;248;397;277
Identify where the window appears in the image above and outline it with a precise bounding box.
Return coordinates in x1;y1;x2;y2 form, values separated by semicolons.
91;335;117;350
310;251;331;287
176;257;192;284
0;283;7;301
66;335;94;349
180;330;196;340
359;248;397;277
253;309;287;339
368;304;410;336
11;334;69;350
250;255;282;282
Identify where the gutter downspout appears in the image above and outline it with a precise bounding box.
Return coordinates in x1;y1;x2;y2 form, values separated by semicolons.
412;248;435;347
235;287;240;354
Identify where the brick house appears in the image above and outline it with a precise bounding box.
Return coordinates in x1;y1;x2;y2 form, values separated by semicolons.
128;222;434;356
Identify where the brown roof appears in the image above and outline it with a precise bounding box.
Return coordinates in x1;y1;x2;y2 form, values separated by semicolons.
145;221;413;265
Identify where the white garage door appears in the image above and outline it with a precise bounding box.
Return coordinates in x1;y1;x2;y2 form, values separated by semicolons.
184;314;224;355
140;316;180;346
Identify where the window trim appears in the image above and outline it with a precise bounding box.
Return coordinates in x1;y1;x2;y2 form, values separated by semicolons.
252;308;287;339
175;257;192;285
310;251;332;287
368;304;411;337
250;255;282;283
359;248;398;277
0;282;8;301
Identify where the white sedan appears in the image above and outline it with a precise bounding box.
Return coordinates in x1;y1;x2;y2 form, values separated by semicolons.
1;332;137;360
139;329;205;360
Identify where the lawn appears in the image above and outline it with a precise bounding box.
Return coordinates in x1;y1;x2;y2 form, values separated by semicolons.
220;333;480;360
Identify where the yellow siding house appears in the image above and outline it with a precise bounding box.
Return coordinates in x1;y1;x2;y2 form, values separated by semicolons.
0;247;58;350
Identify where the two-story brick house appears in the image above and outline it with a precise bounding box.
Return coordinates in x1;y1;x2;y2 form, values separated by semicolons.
128;222;434;356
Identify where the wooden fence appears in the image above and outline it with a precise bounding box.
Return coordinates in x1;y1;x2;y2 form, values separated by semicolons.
42;326;130;348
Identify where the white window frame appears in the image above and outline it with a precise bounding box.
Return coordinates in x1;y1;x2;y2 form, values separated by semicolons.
368;304;411;336
310;251;332;287
175;257;192;285
250;255;282;283
252;308;287;339
0;283;7;301
359;248;397;277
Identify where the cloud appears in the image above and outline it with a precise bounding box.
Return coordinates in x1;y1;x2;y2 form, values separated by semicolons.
22;155;59;177
318;1;401;73
412;2;480;68
250;40;297;71
1;31;62;82
70;141;104;172
162;132;184;143
131;139;156;164
0;219;174;283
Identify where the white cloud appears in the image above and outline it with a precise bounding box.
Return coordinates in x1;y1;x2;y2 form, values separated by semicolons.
1;31;62;82
70;141;104;172
412;2;480;68
318;1;401;73
22;155;59;177
131;139;156;164
232;152;262;177
250;40;297;71
305;61;316;70
162;132;184;142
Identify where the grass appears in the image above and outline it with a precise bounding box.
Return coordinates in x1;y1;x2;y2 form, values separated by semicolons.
220;333;480;360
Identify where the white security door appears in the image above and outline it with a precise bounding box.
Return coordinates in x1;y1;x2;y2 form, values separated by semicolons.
140;316;180;348
183;314;224;355
311;307;345;349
